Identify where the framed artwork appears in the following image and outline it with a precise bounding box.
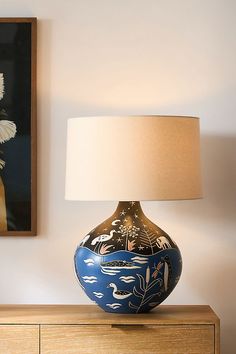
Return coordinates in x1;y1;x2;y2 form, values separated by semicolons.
0;18;37;236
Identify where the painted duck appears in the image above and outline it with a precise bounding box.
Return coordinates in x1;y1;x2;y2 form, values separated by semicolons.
107;283;132;300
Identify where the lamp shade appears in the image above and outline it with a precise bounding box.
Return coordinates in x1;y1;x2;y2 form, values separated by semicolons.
65;115;202;201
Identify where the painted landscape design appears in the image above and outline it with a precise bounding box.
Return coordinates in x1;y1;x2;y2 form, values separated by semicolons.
74;202;182;313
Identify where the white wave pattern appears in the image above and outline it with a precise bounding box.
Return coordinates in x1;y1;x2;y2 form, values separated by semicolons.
82;276;97;283
131;256;148;264
119;276;135;283
102;265;140;270
101;268;121;276
84;258;95;266
93;292;104;299
106;303;122;309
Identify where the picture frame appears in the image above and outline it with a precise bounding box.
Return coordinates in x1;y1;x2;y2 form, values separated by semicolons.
0;18;37;236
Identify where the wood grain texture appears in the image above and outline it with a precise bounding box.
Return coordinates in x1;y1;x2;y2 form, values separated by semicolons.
0;305;220;354
41;324;214;354
215;318;221;354
0;325;39;354
0;305;220;325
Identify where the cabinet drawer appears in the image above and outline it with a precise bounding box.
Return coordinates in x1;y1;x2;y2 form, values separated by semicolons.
41;324;215;354
0;325;39;354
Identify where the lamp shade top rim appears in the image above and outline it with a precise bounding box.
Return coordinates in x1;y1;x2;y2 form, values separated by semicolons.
68;115;199;121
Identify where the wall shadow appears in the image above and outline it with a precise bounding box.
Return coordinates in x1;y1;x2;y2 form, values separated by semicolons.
166;134;236;354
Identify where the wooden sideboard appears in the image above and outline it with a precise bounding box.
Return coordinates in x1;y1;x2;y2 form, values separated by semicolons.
0;305;220;354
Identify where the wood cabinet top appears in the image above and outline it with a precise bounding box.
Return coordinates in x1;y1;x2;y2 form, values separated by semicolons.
0;305;219;325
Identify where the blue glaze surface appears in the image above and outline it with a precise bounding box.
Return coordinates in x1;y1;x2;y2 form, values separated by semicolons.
74;202;182;313
74;247;182;313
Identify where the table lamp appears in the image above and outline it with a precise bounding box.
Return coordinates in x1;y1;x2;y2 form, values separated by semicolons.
65;116;202;313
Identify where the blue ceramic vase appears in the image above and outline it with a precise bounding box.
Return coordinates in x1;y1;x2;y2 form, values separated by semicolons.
74;202;182;313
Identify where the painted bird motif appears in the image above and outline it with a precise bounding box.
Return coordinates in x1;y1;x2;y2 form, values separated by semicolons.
91;229;116;245
107;283;132;300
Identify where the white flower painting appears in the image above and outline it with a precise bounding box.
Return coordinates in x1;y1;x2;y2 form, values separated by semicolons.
0;19;36;235
0;73;4;99
0;73;17;169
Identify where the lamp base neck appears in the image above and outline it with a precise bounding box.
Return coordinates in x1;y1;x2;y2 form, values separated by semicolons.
114;201;144;217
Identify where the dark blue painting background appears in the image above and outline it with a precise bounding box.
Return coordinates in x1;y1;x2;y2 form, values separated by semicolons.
0;23;31;231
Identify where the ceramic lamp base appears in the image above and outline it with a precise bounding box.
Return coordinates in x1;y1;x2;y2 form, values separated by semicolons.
74;202;182;314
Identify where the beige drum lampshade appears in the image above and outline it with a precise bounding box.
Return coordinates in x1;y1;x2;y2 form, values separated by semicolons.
65;116;202;201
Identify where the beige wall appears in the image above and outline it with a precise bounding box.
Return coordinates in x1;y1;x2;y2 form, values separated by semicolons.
0;1;235;353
